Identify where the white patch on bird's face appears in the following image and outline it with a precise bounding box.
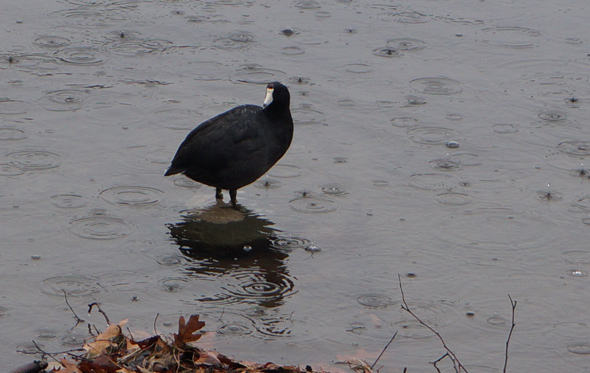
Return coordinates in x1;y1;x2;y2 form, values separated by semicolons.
263;87;274;108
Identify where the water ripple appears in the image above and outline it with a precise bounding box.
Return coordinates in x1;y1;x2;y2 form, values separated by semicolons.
54;47;104;65
357;293;395;308
0;53;59;72
557;141;590;156
372;47;403;58
0;99;29;115
289;195;337;214
407;126;464;145
6;149;61;171
103;39;173;56
492;123;519;134
391;116;419;128
435;192;472;206
292;104;326;125
52;7;129;29
217;322;252;336
428;158;462;171
68;210;133;240
40;275;100;297
271;237;312;251
39;89;88;111
393;11;429;24
51;194;87;208
197;268;297;306
538;111;567;123
344;62;373;74
410;77;462;95
213;31;256;50
253;178;282;189
232;64;287;84
267;164;302;178
387;38;426;51
320;183;348;196
34;35;71;49
99;185;164;206
281;46;305;55
0;163;25;176
0;128;26;141
407;173;457;190
481;26;541;49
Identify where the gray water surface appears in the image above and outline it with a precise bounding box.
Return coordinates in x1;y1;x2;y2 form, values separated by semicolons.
2;0;590;371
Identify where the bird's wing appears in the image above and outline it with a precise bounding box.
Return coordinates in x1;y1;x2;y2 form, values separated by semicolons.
167;105;264;172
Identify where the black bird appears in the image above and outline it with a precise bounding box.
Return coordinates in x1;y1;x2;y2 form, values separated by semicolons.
165;82;293;207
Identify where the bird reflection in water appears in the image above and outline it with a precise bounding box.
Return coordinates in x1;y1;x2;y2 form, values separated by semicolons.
167;202;297;308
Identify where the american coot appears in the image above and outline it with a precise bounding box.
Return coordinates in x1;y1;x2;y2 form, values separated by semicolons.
165;82;293;207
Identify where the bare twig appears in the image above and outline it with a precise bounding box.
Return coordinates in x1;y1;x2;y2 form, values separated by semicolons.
91;324;101;336
153;312;160;336
503;295;517;373
31;340;60;365
126;326;135;341
371;331;397;370
31;340;86;362
431;352;449;373
88;302;110;325
62;290;84;329
397;274;468;373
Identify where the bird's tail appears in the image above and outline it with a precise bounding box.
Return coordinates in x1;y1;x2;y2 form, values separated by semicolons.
164;166;182;176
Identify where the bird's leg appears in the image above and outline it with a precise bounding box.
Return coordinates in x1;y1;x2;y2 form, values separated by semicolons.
229;189;238;207
215;188;223;200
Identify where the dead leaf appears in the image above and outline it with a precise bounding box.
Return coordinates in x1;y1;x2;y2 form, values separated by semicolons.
340;359;373;373
173;314;205;346
84;323;123;359
77;360;115;373
56;359;83;373
134;335;160;349
194;348;223;366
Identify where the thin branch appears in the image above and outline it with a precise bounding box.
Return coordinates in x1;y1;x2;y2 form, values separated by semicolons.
126;326;135;341
62;290;84;329
88;302;110;325
153;312;160;336
371;331;398;370
31;340;86;361
32;340;61;365
397;274;468;373
503;295;517;373
431;352;448;373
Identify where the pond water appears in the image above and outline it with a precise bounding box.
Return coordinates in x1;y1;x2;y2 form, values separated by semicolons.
2;0;590;371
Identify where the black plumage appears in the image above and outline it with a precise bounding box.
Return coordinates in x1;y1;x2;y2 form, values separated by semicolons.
165;82;293;207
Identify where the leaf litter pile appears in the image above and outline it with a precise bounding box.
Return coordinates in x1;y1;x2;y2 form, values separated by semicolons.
17;313;372;373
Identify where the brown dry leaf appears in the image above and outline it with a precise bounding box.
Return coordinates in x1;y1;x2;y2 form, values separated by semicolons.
115;369;135;373
84;323;123;359
342;359;373;373
124;337;140;353
77;360;115;373
134;335;160;349
194;348;223;366
173;314;205;346
154;335;172;355
51;359;82;373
